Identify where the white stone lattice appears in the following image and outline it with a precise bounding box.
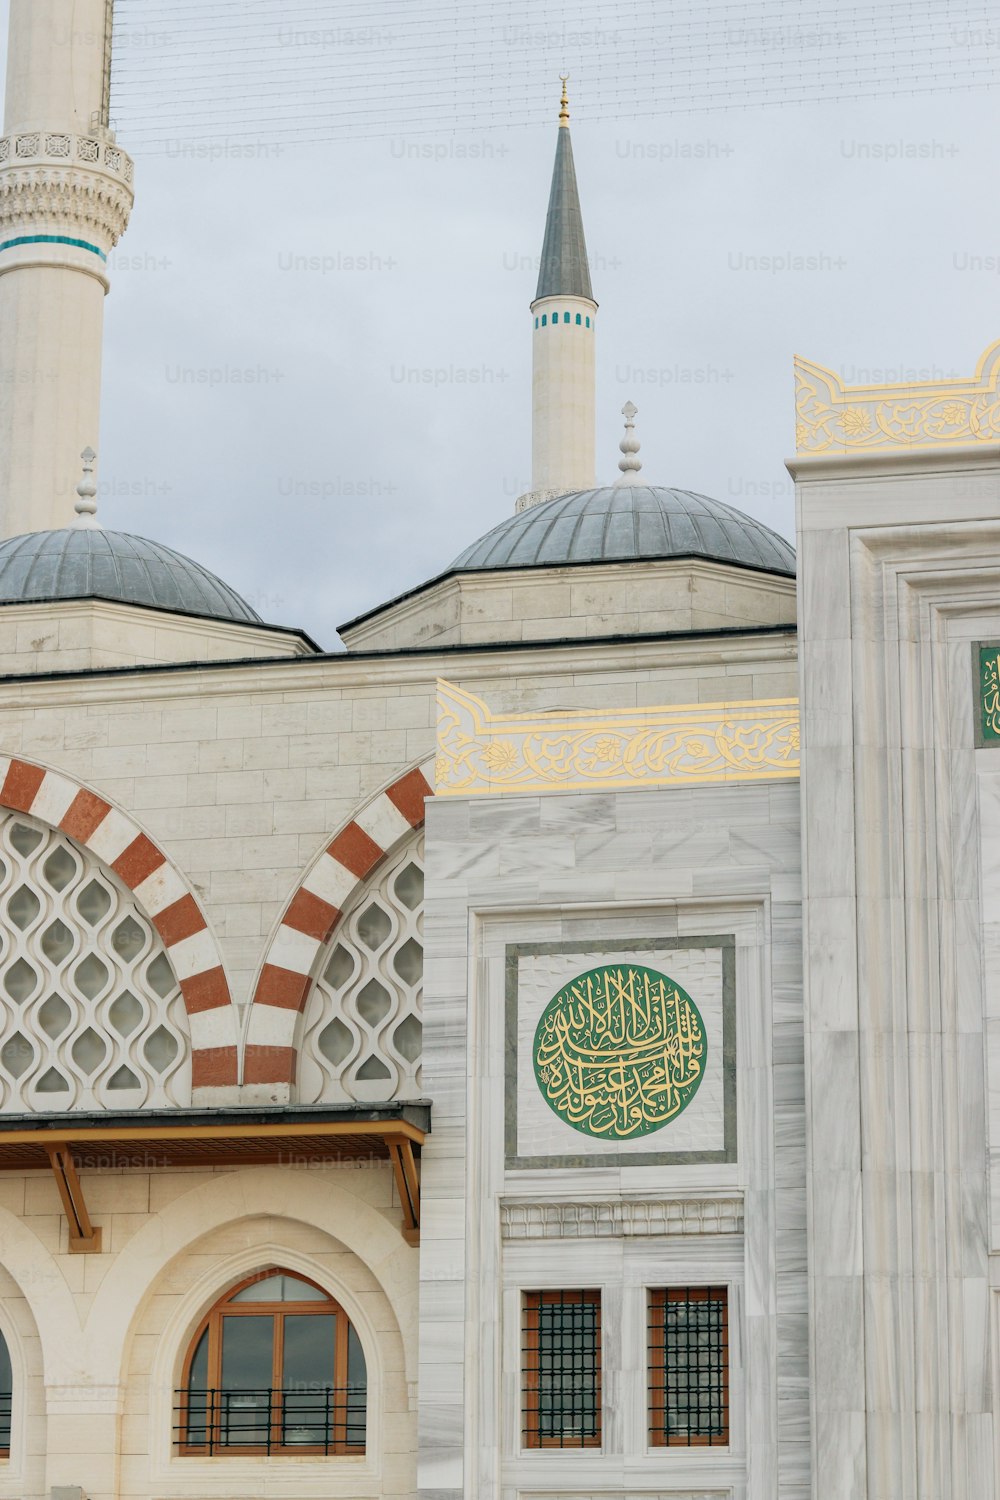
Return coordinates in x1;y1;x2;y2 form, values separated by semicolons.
0;810;190;1111
298;834;424;1104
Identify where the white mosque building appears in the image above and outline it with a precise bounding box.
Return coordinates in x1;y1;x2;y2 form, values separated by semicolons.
0;6;999;1500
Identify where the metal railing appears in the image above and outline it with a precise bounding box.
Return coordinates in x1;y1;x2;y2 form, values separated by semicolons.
175;1387;365;1455
0;1390;10;1452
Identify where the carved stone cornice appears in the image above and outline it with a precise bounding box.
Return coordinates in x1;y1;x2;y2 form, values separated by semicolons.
501;1196;744;1240
0;133;134;249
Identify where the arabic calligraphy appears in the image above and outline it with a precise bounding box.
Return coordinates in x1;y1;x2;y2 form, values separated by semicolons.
982;647;1000;743
533;964;707;1140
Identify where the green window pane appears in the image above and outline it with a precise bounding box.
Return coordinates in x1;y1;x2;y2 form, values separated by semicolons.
220;1314;273;1446
536;1301;599;1440
232;1273;325;1302
185;1328;209;1445
283;1313;336;1446
347;1321;368;1446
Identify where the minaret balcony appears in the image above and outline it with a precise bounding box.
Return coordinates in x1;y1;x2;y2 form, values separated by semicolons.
0;131;133;187
0;131;134;266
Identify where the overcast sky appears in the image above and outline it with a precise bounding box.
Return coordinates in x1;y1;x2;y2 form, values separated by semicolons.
2;1;998;647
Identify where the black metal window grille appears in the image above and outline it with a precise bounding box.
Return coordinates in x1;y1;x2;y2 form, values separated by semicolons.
175;1386;366;1455
648;1287;729;1447
522;1290;601;1448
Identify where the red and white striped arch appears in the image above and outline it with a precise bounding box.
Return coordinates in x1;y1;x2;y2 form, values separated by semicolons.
0;755;237;1089
244;758;435;1088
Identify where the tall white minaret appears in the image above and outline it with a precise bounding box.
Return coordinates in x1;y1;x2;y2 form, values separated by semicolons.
0;0;134;538
516;79;597;512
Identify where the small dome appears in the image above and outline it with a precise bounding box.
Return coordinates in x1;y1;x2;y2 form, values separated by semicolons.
0;529;261;623
450;486;795;576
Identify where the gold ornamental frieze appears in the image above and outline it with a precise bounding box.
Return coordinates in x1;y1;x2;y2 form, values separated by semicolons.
435;680;800;795
794;339;1000;454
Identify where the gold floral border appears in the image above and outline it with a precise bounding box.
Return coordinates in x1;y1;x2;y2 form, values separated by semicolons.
436;680;800;795
795;339;1000;453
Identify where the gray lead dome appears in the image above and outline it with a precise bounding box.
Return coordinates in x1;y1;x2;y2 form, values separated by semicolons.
0;528;262;623
450;486;796;576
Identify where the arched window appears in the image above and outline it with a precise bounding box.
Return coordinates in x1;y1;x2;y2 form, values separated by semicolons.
575;312;582;325
541;314;547;326
179;1269;366;1456
563;311;570;323
0;1328;10;1456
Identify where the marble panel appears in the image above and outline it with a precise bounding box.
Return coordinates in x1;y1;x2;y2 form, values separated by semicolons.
507;939;734;1168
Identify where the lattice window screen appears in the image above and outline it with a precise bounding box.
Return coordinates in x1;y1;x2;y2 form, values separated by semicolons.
0;811;190;1110
298;834;423;1104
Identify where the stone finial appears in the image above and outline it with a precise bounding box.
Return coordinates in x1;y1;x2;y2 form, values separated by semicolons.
73;447;100;527
559;74;570;127
614;401;642;484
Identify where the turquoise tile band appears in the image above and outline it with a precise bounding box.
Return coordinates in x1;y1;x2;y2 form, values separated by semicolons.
0;234;107;261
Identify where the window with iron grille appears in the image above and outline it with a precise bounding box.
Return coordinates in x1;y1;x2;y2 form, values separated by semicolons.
522;1290;601;1448
648;1287;729;1447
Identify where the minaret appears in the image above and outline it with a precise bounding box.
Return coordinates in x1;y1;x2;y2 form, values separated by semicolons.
0;0;134;538
517;78;597;512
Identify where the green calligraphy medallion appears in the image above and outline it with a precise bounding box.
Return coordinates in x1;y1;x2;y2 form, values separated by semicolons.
981;647;1000;745
533;963;707;1140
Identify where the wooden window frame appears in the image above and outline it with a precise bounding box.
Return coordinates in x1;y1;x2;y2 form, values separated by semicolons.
648;1286;730;1448
522;1289;602;1450
178;1268;365;1457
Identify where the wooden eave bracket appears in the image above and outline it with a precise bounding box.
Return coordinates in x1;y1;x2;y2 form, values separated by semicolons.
17;1118;427;1254
47;1146;101;1254
387;1135;421;1247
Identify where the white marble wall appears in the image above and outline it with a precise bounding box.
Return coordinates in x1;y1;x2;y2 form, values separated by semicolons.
794;451;1000;1500
419;780;807;1500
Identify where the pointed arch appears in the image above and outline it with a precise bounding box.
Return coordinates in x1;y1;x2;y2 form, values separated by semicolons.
0;755;237;1088
244;758;435;1088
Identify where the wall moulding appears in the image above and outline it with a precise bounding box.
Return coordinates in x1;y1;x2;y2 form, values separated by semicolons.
501;1196;745;1240
436;679;799;795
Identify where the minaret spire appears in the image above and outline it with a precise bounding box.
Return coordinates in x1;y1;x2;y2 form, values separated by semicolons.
0;0;134;539
516;80;598;512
